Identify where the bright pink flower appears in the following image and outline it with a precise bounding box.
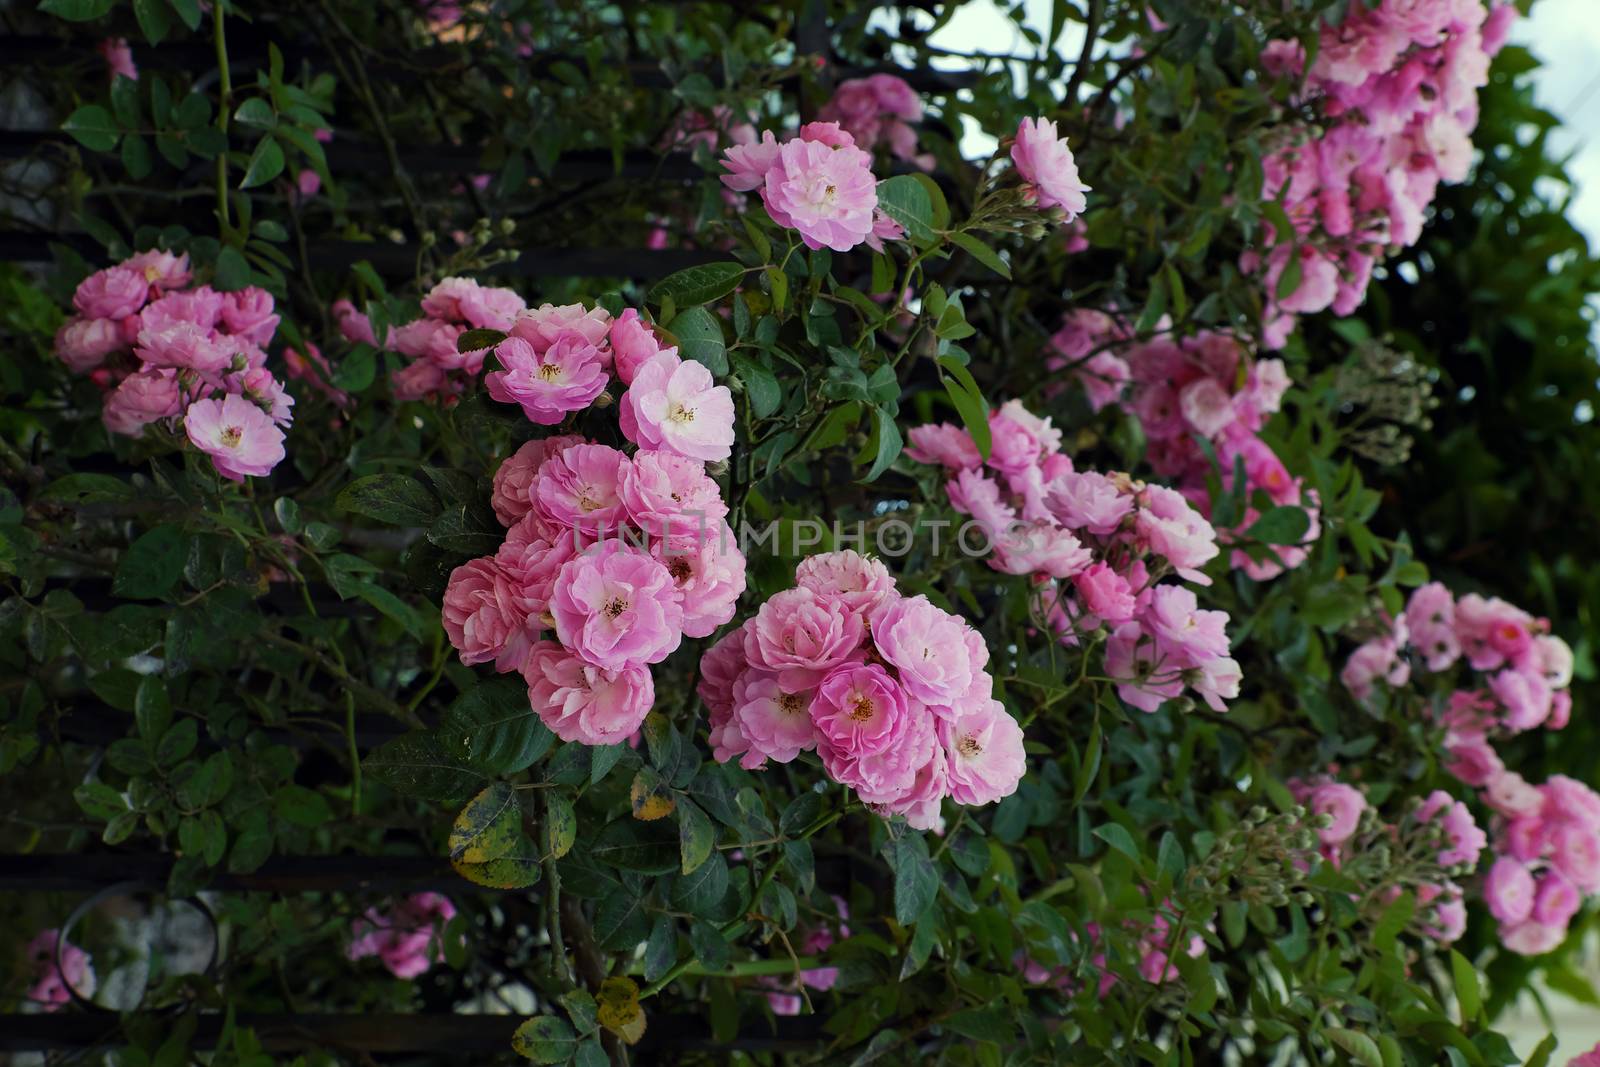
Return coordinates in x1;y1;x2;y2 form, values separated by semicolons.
419;277;484;323
442;556;534;672
1145;585;1231;664
798;120;856;148
1046;470;1134;537
1531;872;1581;929
333;299;378;346
25;929;96;1009
761;137;878;252
905;422;982;471
550;543;683;670
485;334;609;425
609;308;672;386
719;130;783;193
1444;734;1503;788
1073;563;1137;625
139;287;224;333
1484;856;1535;924
619;350;735;462
1308;782;1366;846
523;640;654;746
490;435;585;527
726;669;814;768
618;449;728;535
496;518;578;624
391;358;451;402
348;894;455;979
98;37;137;81
75;266;148;320
220;288;279;345
870;594;979;705
506;302;613;356
946;469;1019;544
135;322;230;374
743;586;865;693
102;368;183;436
533;443;630;537
818;683;936;805
652;521;746;639
1416;790;1485;869
940;698;1026;806
1135;485;1219;584
1010;118;1090;219
810;663;911;758
993;521;1091;579
698;623;749;721
184;393;285;481
795;550;896;615
1500;919;1563;956
55;317;125;372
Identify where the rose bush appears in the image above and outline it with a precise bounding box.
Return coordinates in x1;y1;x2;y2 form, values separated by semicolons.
2;0;1598;1063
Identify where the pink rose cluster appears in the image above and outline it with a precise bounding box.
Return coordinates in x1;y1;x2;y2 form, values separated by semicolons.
53;251;291;482
906;398;1240;716
347;893;456;978
1340;583;1589;954
1009;117;1090;221
1047;312;1314;580
1249;0;1516;347
763;895;849;1015
698;550;1023;832
334;276;527;403
22;928;96;1010
818;74;934;172
720;121;899;253
443;435;745;747
1287;775;1482;945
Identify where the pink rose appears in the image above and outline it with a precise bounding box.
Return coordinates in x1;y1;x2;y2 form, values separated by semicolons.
1484;856;1535;924
795;550;897;615
651;520;746;639
1145;585;1231;664
1010;117;1090;219
1073;562;1137;625
333;299;378;346
1500;919;1563;956
905;423;982;471
55;317;125;372
220;287;280;345
533;443;630;537
74;266;148;320
609;308;671;386
485;335;609;425
135;322;232;374
496;517;579;624
1177;377;1236;438
618;449;728;535
442;556;534;672
102;367;182;435
183;393;285;481
761;137;878;252
619;350;736;462
1308;782;1366;847
550;543;683;671
719;130;783;192
698;623;750;720
523;640;654;746
1046;470;1134;537
940;698;1026;806
869;594;978;705
1135;485;1219;584
124;249;191;290
490;435;585;527
508;302;613;354
1531;872;1581;929
729;669;816;767
25;929;96;1010
743;586;865;693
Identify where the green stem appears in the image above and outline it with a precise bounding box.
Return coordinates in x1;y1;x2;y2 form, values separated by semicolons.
674;955;821;979
213;1;232;233
344;691;361;816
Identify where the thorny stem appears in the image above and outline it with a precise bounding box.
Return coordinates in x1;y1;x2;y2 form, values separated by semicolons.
214;1;232;233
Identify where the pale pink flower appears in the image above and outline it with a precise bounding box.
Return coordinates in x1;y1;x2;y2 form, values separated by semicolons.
761;138;878;252
618;449;728;535
698;623;749;720
1010;118;1090;219
940;698;1026;806
809;663;911;758
1104;622;1185;713
1489;667;1552;732
1073;563;1137;624
184;394;285;481
795;550;897;615
1308;782;1366;846
98;37;137;81
619;350;736;462
874;745;948;831
24;929;96;1009
220;288;279;345
652;521;746;639
55;317;125;372
550;543;684;670
743;586;865;693
730;669;816;767
1341;638;1410;701
1135;485;1219;584
496;518;579;624
1191;655;1242;711
1145;585;1231;663
905;423;982;470
75;266;148;320
609;308;671;386
490;435;586;527
508;303;613;354
818;684;936;805
102;368;184;436
1416;790;1486;869
992;521;1092;579
946;469;1019;545
523;640;654;746
870;594;979;706
135;322;231;374
1405;582;1460;671
719;130;783;193
485;334;609;425
1484;856;1535;925
1444;734;1503;788
1178;378;1236;438
124;249;191;290
1531;872;1581;929
1046;470;1134;537
1483;771;1542;818
532;443;630;537
442;556;534;672
1500;919;1563;956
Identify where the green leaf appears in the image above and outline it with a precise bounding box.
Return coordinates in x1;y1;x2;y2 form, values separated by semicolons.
120;134;153;179
39;0;115;21
669;851;729;917
677;799;715;875
331;342;376;392
62;104;120;152
1276;247;1304;303
1245;505;1311;545
648;261;744;307
135;674;171;740
890;834;938;926
1524;1035;1557;1067
113;524;186;599
949;231;1011;278
364;731;489;803
274;784;332;828
239;136;285;189
876;174;936;245
945;1006;1012;1044
74;780;126;820
864;407;902;483
167;0;201;29
449;782;523;863
511;1017;577;1064
438;677;554;775
132;0;172;43
1092;822;1141;862
591;817;679;874
212;245;250;291
667;306;728;376
337;474;439;526
457;328;507;353
1326;1028;1384;1067
937;357;992;460
1451;950;1481;1023
39;473;134;505
232;98;275;130
545;793;577;860
734;356;781;419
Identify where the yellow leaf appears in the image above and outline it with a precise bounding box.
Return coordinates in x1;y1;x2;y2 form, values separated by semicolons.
597;976;646;1045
